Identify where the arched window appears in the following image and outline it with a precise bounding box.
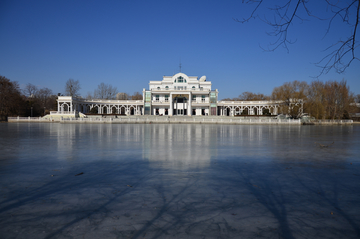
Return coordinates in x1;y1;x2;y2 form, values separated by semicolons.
165;86;169;90
177;76;184;83
192;86;195;89
157;87;160;90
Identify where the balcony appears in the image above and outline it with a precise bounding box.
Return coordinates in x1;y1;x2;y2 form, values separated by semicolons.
151;87;210;92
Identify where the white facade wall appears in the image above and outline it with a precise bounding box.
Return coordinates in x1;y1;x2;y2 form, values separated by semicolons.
56;72;289;117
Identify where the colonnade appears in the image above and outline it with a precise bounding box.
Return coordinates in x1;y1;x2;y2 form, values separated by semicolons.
57;97;292;117
57;98;143;115
218;103;280;116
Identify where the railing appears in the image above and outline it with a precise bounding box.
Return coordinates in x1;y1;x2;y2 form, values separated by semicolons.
7;116;353;125
87;99;143;103
50;111;76;115
59;117;302;124
151;100;209;104
151;88;210;91
314;119;353;124
8;116;58;122
218;100;283;105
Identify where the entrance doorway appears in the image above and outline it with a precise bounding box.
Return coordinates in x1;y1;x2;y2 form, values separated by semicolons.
176;109;187;115
173;96;188;116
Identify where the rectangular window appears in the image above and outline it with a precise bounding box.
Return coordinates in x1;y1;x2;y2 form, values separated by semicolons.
155;95;159;102
165;95;169;102
202;95;206;102
192;95;196;101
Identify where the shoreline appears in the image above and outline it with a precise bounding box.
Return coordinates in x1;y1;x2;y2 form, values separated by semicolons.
7;116;355;125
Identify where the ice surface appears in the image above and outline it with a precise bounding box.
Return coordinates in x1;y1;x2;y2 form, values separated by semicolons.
0;123;359;238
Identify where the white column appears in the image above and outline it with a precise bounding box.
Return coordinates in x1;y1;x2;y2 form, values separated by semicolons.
169;93;173;116
188;92;192;116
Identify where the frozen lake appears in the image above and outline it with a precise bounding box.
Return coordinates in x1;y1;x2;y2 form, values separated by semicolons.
0;123;360;238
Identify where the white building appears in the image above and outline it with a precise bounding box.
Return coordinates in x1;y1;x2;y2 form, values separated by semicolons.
145;72;216;116
57;72;285;116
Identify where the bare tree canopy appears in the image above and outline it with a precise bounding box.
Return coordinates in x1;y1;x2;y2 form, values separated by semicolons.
272;79;356;119
131;92;143;100
237;0;359;75
94;83;118;99
23;83;38;98
0;75;25;119
238;91;269;101
221;91;269;101
271;80;308;118
22;84;57;116
85;92;93;100
356;94;360;103
116;92;130;100
65;79;81;97
36;88;53;108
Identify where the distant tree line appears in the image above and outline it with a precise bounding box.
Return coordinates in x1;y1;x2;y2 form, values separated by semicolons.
82;81;143;101
0;76;144;120
0;76;25;120
1;75;358;120
222;92;270;101
0;76;58;120
223;79;359;119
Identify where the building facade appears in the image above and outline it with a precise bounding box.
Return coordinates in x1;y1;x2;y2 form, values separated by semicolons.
57;72;284;116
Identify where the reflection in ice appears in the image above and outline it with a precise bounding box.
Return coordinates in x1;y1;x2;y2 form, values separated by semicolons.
0;123;360;238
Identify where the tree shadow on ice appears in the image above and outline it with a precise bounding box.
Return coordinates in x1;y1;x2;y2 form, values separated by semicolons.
293;170;360;238
209;160;360;238
0;160;151;238
130;175;199;238
208;162;295;239
130;169;247;239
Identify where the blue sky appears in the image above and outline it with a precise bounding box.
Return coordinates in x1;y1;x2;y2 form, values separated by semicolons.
0;0;359;99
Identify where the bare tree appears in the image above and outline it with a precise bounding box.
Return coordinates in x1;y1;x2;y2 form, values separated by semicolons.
94;83;118;99
271;80;308;118
237;0;359;75
307;80;327;119
65;79;81;97
116;92;130;100
36;88;53;108
221;92;269;101
238;91;269;101
131;92;143;100
85;92;93;100
0;75;25;120
323;80;355;119
355;94;360;103
23;83;38;98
